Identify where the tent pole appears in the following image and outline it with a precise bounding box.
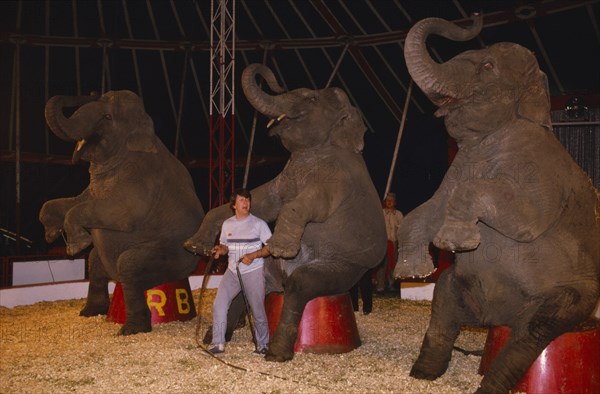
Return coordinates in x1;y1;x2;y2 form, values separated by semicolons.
44;0;51;153
174;47;191;158
99;40;111;95
72;0;82;95
11;37;23;254
325;42;349;88
122;0;144;98
384;79;413;199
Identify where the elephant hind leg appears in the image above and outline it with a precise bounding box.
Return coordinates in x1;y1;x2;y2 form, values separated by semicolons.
80;248;110;317
118;281;151;335
478;285;594;393
115;248;166;335
265;261;365;362
410;271;478;380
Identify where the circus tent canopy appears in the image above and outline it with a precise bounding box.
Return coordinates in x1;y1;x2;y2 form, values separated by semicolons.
1;0;598;254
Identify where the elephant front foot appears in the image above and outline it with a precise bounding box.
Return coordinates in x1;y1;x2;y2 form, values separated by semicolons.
434;220;480;251
66;233;92;256
183;238;212;256
44;228;63;244
267;238;300;259
394;246;434;279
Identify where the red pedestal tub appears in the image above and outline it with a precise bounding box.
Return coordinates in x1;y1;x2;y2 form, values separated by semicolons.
478;319;600;393
265;292;361;354
107;279;196;325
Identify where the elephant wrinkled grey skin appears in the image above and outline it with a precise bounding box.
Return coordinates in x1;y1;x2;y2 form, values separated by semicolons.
40;90;205;335
185;64;387;362
394;15;600;394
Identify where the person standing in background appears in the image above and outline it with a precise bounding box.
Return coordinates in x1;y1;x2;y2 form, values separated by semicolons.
350;268;373;315
375;192;404;295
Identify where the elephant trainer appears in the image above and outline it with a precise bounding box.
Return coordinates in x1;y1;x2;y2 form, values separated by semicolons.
185;64;387;362
394;15;600;394
40;90;205;335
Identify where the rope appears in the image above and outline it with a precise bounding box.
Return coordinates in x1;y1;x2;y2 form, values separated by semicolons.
194;255;216;345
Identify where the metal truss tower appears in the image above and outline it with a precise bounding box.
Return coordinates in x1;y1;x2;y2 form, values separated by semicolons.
209;0;236;208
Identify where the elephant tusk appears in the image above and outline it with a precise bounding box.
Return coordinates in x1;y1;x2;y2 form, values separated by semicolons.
75;139;87;152
267;114;286;129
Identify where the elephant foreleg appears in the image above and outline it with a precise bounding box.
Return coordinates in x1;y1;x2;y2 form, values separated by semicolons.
395;195;446;279
269;185;335;259
184;203;234;255
265;261;364;362
248;181;283;223
435;177;561;251
185;181;282;255
80;248;110;316
63;198;143;256
39;193;88;243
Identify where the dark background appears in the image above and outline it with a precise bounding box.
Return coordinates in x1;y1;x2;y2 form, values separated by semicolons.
1;0;598;255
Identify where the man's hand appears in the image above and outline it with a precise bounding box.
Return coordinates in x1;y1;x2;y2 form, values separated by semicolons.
240;245;270;265
239;254;254;265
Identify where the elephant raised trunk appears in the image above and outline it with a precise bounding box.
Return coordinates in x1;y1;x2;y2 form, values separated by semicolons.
44;94;99;142
241;64;286;118
404;14;482;106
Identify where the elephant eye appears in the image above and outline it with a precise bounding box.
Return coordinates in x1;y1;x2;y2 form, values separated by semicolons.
103;114;112;120
483;62;494;70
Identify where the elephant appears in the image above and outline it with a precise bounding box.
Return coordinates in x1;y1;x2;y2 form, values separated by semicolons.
185;64;387;362
39;90;205;335
394;15;600;394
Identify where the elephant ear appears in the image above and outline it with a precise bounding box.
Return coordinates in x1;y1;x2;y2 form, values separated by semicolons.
126;130;158;153
106;90;158;153
517;69;552;131
329;88;367;153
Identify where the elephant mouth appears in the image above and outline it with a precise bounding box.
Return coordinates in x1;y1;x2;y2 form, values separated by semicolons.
266;113;300;136
71;133;100;162
71;139;87;162
267;114;287;129
433;95;469;117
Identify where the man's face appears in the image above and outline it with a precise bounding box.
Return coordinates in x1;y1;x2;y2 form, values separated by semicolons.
384;197;396;209
233;195;251;218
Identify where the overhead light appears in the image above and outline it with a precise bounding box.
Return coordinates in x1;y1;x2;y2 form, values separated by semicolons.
564;97;588;120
